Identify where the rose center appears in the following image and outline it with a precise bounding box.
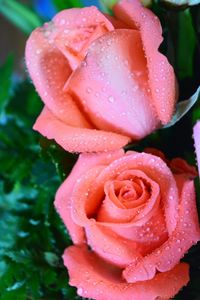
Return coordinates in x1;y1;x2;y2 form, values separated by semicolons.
108;177;151;210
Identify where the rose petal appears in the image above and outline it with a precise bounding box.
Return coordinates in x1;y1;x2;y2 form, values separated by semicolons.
194;121;200;177
85;210;167;267
123;179;200;283
114;0;176;124
85;224;142;267
25;28;91;128
144;147;168;163
66;29;160;140
34;107;130;153
111;211;168;256
53;7;114;70
63;245;189;300
170;157;198;178
70;152;177;266
97;170;161;226
73;152;179;233
55;149;124;244
103;13;131;29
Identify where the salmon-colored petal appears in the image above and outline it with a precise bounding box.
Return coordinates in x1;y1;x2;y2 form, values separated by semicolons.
144;147;168;163
55;180;85;245
85;224;142;267
194;121;200;177
170;157;198;178
123;180;200;283
114;0;176;124
66;29;160;140
53;7;114;70
78;152;179;233
111;210;168;256
25;28;91;128
63;245;189;300
103;13;131;29
85;214;167;267
55;149;124;244
69;160;167;266
97;170;161;226
33;107;130;153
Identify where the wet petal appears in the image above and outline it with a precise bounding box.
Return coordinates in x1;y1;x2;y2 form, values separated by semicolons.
55;149;124;244
25;28;90;128
170;157;198;178
194;121;200;177
33;107;130;153
123;179;200;283
85;224;142;267
83;152;179;233
97;170;161;226
66;29;160;140
114;0;176;124
53;7;114;70
63;245;189;300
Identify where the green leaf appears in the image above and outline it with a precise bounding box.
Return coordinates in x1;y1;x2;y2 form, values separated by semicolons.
53;0;83;10
100;0;118;9
0;0;42;34
6;280;25;292
44;252;60;267
163;86;200;128
0;56;13;118
177;9;196;79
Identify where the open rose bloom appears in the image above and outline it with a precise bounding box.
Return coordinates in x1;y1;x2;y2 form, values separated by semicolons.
55;149;200;300
26;0;176;153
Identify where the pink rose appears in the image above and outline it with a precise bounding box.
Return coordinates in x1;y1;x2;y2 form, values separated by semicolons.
26;0;176;153
55;149;200;300
194;121;200;177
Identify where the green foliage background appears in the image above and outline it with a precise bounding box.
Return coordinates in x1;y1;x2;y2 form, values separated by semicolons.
0;0;200;299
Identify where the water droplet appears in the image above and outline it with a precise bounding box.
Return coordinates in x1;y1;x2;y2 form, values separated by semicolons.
86;87;92;94
60;19;66;25
44;31;50;37
124;59;129;66
78;287;83;295
36;49;41;55
167;260;172;265
147;88;151;94
108;96;115;103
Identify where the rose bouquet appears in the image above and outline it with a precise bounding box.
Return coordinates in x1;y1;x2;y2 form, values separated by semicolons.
0;0;200;299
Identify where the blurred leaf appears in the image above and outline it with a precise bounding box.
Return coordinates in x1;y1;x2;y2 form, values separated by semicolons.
164;86;200;128
161;0;200;6
0;0;42;34
53;0;83;10
40;138;78;181
44;252;60;267
0;56;13;118
177;9;196;79
100;0;117;9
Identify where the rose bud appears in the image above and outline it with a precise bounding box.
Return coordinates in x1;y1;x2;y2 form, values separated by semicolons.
26;0;177;153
